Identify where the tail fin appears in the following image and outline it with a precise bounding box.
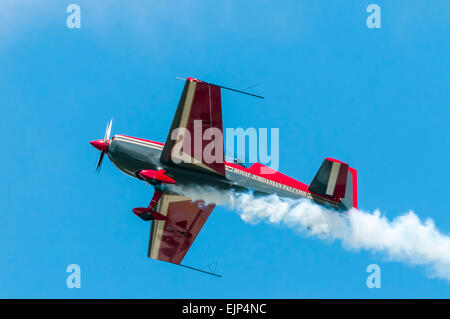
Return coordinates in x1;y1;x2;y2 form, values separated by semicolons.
309;158;358;210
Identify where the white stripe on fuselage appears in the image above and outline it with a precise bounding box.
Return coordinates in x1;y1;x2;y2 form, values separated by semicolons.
113;135;164;150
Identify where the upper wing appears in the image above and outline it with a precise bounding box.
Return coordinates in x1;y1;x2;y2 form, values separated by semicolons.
148;190;215;265
160;78;226;177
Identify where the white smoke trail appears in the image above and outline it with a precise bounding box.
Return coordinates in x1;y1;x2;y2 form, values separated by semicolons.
170;185;450;282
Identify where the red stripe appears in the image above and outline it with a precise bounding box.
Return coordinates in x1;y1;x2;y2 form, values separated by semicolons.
348;167;358;209
225;162;339;204
325;157;347;165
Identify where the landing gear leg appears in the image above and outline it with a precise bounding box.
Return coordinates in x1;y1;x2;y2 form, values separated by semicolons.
132;186;163;221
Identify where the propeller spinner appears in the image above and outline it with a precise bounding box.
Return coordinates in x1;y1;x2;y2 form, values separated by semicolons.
90;118;113;172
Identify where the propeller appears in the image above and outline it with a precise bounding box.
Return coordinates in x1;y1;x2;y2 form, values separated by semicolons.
96;151;106;172
90;118;113;173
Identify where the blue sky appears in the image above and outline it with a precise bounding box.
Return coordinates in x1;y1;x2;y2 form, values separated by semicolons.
0;0;449;298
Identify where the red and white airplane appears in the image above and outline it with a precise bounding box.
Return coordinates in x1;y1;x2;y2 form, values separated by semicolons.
90;77;357;275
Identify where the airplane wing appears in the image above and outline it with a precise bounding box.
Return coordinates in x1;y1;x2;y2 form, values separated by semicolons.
148;190;215;265
160;78;226;177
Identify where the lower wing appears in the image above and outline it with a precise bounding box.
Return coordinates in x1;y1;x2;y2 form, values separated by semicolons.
148;190;215;265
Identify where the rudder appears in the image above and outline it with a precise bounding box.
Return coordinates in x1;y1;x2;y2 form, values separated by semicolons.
340;167;357;210
309;158;357;210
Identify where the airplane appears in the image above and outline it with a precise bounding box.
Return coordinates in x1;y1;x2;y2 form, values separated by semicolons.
90;77;358;276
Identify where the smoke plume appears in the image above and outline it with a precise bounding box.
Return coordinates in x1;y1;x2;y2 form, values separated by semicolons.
170;185;450;282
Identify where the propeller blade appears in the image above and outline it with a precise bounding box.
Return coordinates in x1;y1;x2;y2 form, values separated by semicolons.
93;118;112;174
96;151;105;173
105;118;113;142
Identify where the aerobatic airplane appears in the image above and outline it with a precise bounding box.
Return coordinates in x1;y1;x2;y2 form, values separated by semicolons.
90;77;357;275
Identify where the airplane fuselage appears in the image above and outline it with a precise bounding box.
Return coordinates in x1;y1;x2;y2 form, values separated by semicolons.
108;134;342;209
